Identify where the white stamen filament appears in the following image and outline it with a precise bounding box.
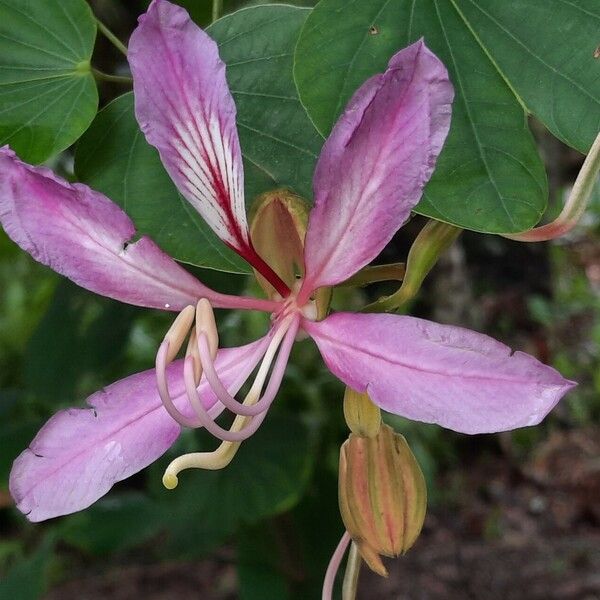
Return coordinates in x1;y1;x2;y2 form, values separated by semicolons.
156;339;199;429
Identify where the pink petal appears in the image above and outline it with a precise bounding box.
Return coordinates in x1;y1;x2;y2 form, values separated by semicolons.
10;338;269;522
129;0;249;254
0;146;220;312
304;313;575;434
300;41;453;298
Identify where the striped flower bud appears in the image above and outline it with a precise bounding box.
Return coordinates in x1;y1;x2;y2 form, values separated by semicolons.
338;424;427;576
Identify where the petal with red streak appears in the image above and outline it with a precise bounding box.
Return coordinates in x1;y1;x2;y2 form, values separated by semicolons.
129;0;249;252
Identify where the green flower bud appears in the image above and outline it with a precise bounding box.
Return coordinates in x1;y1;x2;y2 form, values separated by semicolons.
343;387;381;438
249;190;330;318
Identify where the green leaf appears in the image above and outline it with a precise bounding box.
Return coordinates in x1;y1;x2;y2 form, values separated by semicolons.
208;5;323;201
75;5;321;272
0;417;41;487
294;0;548;233
0;535;54;600
238;527;292;600
451;0;600;154
0;0;98;163
24;281;138;404
59;493;163;556
152;413;315;557
74;94;249;273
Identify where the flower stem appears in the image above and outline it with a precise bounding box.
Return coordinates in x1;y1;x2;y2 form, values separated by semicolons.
212;0;223;22
363;220;461;313
95;17;128;57
92;68;132;85
339;262;405;288
503;129;600;242
322;532;352;600
342;542;362;600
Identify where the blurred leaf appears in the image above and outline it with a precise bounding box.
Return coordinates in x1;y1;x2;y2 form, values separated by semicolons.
152;413;315;557
0;232;57;385
452;0;600;153
0;417;42;487
294;0;548;234
24;281;137;403
0;534;54;600
59;493;163;556
238;526;291;600
75;4;322;273
208;4;323;201
0;0;98;163
288;468;343;600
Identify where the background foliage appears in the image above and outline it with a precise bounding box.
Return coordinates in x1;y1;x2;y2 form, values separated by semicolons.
0;0;599;598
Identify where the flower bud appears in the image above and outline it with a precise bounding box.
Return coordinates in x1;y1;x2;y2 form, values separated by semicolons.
338;424;427;576
249;190;331;318
343;387;381;438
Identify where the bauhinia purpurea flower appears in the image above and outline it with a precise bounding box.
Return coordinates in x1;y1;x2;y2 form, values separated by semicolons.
1;0;574;523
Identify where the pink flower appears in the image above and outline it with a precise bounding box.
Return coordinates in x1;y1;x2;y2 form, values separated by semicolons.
1;0;574;522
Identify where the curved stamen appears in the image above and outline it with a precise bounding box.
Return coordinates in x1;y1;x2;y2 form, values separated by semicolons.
156;339;200;428
197;328;285;417
163;316;300;487
157;299;221;427
322;532;352;600
183;357;269;442
184;316;299;441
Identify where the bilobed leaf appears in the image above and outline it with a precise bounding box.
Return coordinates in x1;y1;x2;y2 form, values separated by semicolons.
74;94;249;273
294;0;549;234
0;0;98;163
208;5;323;201
452;0;600;154
75;5;322;273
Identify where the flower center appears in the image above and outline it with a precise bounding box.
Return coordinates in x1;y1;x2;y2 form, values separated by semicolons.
275;279;317;323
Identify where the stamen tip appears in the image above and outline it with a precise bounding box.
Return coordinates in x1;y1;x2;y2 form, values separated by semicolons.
163;471;179;490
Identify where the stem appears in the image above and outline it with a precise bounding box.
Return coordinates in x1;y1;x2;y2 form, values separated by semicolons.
95;17;128;57
339;263;406;288
342;542;362;600
92;68;132;84
363;220;461;313
212;0;223;22
503;129;600;242
322;532;352;600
